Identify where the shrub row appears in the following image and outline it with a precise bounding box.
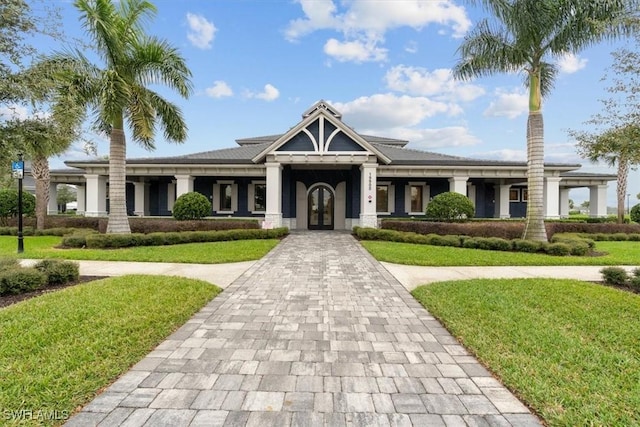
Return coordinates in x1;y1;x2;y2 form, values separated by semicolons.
0;259;79;295
382;220;640;240
61;227;289;249
7;216;261;234
354;227;590;256
574;233;640;242
600;267;640;291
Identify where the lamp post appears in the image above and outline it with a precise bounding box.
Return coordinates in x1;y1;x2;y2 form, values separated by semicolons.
16;154;24;254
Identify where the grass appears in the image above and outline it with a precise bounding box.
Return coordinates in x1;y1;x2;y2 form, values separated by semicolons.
0;275;221;426
0;236;278;263
361;240;640;266
412;279;640;426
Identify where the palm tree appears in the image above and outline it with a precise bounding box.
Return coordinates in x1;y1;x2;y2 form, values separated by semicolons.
60;0;192;233
453;0;637;241
1;118;78;229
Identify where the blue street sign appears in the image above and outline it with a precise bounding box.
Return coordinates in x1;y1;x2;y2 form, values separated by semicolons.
12;161;24;179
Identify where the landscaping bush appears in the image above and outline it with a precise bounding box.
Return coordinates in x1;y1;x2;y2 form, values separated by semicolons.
34;259;80;285
512;239;544;253
0;188;36;226
0;258;19;272
631;204;640;223
600;267;629;287
172;192;212;220
425;234;462;247
543;243;571;256
425;192;474;222
382;220;524;239
63;228;290;249
0;267;47;295
630;268;640;291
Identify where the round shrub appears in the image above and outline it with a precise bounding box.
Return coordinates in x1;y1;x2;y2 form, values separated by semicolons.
34;259;79;285
545;242;571;256
512;239;543;253
600;267;629;286
631;203;640;223
568;241;590;256
0;267;47;295
462;238;479;249
0;258;19;272
426;234;462;247
172;192;212;220
425;192;475;222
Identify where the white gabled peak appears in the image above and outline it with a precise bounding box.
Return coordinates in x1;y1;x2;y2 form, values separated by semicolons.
302;100;342;120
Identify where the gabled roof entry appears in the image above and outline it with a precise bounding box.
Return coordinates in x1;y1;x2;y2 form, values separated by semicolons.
251;101;391;164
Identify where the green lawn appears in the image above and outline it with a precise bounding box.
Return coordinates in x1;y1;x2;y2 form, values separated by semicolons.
0;275;220;426
0;236;278;263
412;279;640;426
361;240;640;266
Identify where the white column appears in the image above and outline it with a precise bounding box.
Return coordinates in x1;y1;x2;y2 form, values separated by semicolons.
175;174;194;197
133;181;147;216
589;184;608;217
76;184;86;216
449;176;469;195
167;180;176;212
84;174;107;217
265;162;282;228
359;163;378;228
467;183;476;208
545;177;561;219
48;183;58;215
559;188;570;218
497;184;511;219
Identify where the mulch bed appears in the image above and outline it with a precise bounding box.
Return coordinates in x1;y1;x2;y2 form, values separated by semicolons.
0;276;107;309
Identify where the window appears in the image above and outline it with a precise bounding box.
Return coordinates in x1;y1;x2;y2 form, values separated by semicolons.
254;183;266;212
522;189;528;201
220;183;232;211
509;189;519;202
411;185;423;213
376;185;388;212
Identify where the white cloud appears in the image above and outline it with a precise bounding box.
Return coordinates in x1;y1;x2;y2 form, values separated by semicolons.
247;84;280;101
404;41;418;54
285;0;471;63
186;13;216;49
472;149;526;161
557;53;588;74
332;93;458;130
483;89;528;119
324;38;387;62
205;81;233;98
385;65;485;102
401;127;481;149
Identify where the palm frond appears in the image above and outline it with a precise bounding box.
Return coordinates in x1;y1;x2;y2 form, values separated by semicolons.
74;0;122;67
522;61;558;99
129;36;193;98
145;89;188;144
125;84;156;149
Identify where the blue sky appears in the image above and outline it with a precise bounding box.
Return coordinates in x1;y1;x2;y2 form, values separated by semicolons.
24;0;640;207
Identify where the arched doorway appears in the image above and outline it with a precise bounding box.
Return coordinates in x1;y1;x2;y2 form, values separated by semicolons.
308;184;334;230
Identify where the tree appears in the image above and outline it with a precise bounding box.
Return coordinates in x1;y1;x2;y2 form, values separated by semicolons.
569;40;640;223
2;117;81;229
57;185;77;207
1;0;63;181
453;0;638;241
0;188;35;226
53;0;192;233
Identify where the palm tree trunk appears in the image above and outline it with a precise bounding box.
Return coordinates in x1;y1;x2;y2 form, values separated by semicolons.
522;111;548;241
31;156;50;230
106;128;131;234
617;158;629;224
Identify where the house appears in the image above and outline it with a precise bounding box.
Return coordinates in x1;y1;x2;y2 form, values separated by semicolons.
50;101;615;230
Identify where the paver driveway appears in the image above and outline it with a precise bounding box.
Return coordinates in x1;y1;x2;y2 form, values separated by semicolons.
66;231;541;427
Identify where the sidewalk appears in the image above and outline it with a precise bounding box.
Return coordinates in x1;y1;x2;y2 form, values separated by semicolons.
20;259;256;289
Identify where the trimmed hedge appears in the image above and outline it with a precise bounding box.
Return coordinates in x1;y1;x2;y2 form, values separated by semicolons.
7;215;261;233
0;267;47;295
34;259;80;285
172;192;212;220
61;227;289;249
382;219;640;240
353;227;592;257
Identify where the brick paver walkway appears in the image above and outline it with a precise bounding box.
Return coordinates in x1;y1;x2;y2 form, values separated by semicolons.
66;232;541;426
